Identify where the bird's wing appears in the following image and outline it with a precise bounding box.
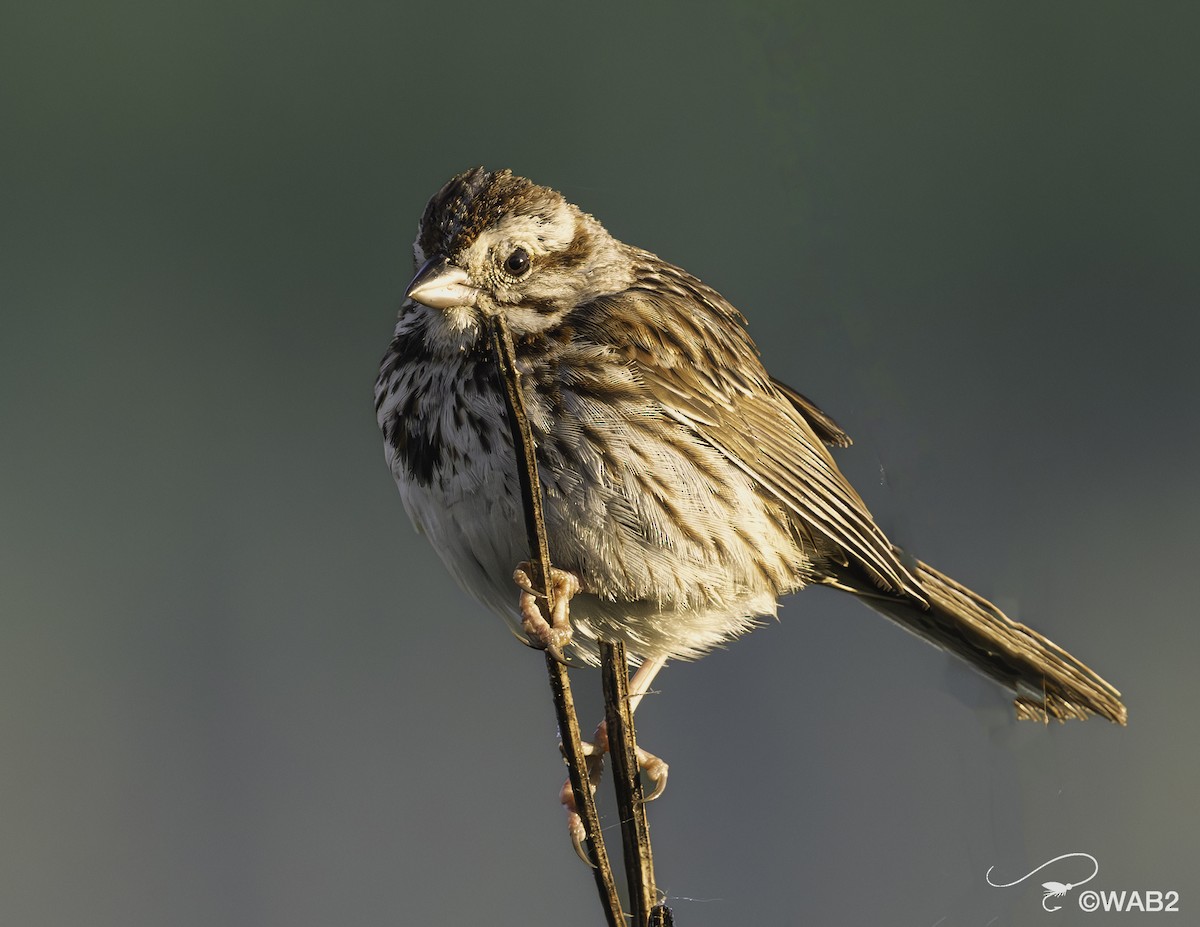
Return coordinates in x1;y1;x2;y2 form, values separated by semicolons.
770;378;853;448
571;256;923;600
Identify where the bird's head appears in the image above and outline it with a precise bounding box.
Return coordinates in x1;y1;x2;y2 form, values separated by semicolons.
403;168;630;340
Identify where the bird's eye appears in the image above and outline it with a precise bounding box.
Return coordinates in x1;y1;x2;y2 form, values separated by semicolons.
503;247;531;278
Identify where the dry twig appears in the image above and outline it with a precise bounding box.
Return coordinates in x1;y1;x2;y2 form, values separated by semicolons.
486;314;623;927
602;640;667;927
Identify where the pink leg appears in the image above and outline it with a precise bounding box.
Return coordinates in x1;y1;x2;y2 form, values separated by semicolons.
563;656;669;861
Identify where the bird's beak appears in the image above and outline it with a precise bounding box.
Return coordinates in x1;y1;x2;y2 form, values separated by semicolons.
404;255;480;310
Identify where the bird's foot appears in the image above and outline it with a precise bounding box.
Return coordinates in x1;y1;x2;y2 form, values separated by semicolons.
513;563;580;662
560;738;606;864
561;720;669;863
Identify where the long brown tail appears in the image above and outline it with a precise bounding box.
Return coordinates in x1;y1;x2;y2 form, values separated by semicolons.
836;556;1127;724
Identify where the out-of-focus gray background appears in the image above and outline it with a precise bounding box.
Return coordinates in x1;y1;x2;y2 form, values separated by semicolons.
2;3;1196;925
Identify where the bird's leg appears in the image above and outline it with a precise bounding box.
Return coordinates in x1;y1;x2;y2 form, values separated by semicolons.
513;562;580;655
562;655;669;861
510;561;670;858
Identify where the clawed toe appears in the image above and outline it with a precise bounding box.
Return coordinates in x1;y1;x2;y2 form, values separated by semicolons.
558;719;670;857
551;657;670;862
559;750;605;866
560;781;594;866
513;563;581;659
638;749;669;802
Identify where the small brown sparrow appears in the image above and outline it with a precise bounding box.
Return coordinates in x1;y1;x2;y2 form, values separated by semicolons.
376;167;1125;837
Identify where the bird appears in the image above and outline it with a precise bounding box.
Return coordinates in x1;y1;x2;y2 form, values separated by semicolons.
376;167;1126;840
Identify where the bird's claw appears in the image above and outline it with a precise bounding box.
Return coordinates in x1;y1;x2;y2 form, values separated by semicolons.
558;722;668;861
514;562;580;659
559;733;609;866
560;776;597;867
639;751;669;802
543;642;571;667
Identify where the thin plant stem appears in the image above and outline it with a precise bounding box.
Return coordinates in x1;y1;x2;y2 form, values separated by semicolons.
486;313;624;927
601;640;659;927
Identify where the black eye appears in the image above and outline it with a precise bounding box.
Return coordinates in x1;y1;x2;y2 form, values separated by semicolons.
503;247;530;278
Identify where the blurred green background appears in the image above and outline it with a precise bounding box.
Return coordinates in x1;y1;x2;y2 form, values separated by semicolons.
2;2;1196;924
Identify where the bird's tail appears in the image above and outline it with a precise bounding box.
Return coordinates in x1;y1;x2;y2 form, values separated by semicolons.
834;556;1127;724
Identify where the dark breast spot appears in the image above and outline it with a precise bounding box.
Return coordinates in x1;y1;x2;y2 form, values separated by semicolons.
387;414;445;487
384;350;504;488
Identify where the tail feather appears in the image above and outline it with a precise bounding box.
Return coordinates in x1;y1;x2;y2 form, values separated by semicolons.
833;556;1127;725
